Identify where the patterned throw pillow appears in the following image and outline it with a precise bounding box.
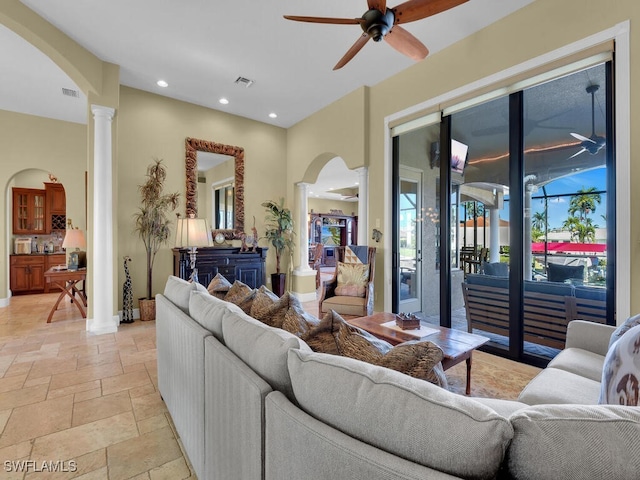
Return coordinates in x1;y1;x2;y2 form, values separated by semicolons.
207;273;232;299
251;292;318;337
223;280;256;314
249;285;280;319
608;313;640;349
599;324;640;405
290;308;448;387
334;262;369;297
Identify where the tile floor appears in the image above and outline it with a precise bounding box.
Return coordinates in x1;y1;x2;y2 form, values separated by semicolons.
0;293;195;480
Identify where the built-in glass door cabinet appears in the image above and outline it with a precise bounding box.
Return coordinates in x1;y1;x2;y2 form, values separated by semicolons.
309;212;357;266
13;188;46;235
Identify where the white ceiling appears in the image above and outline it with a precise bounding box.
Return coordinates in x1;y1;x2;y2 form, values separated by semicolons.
3;0;534;129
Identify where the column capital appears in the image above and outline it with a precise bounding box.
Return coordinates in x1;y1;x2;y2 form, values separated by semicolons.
91;105;115;120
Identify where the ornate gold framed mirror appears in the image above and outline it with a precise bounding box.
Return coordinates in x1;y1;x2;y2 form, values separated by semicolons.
185;137;245;239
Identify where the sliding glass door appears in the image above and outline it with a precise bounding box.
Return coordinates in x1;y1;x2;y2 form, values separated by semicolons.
392;60;615;365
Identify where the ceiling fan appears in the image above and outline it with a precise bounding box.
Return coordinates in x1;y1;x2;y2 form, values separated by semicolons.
569;84;606;159
284;0;469;70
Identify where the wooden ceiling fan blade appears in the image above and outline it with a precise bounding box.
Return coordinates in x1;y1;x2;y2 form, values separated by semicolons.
368;0;387;12
392;0;468;24
283;15;363;25
333;34;370;70
384;26;429;61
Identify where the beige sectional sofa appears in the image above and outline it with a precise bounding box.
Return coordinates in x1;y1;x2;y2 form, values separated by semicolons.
156;276;640;480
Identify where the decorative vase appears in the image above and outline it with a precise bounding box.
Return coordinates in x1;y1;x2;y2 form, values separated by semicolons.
271;273;286;297
138;298;156;321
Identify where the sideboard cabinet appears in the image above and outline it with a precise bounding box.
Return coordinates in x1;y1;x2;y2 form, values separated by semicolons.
172;247;267;289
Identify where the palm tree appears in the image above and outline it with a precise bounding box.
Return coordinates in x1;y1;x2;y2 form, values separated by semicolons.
563;216;597;243
568;187;602;222
532;211;546;231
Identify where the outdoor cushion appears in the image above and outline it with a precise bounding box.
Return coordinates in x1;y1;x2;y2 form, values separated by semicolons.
465;273;509;289
508;404;640;480
599;324;640;405
547;263;584;284
288;349;514;480
481;261;508;277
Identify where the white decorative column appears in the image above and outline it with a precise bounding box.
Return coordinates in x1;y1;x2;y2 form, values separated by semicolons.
355;167;369;245
88;105;118;335
294;182;313;273
489;208;500;263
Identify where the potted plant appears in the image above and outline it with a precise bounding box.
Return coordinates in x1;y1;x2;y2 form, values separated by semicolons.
133;159;180;320
262;199;294;296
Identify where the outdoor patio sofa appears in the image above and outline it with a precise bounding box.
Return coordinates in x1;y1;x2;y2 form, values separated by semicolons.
157;275;639;480
462;273;608;349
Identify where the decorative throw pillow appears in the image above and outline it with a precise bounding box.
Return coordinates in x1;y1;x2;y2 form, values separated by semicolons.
251;292;318;337
334;262;369;297
249;285;279;319
223;280;256;314
599;323;640;405
608;313;640;349
300;310;342;355
207;273;232;299
333;317;447;387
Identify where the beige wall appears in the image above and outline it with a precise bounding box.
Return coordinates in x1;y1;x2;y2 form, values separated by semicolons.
117;87;287;302
308;198;358;217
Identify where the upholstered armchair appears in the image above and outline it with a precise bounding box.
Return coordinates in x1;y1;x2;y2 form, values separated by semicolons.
318;246;376;319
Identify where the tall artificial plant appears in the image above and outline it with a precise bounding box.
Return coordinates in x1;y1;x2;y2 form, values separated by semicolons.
262;199;295;274
134;159;180;299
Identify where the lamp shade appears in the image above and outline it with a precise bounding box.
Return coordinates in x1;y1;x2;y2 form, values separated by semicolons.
62;229;86;250
175;216;213;248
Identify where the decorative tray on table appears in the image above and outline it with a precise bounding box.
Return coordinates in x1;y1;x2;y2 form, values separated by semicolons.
395;312;421;330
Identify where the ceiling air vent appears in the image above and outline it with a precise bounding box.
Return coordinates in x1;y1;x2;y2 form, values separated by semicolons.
61;87;80;98
234;76;254;88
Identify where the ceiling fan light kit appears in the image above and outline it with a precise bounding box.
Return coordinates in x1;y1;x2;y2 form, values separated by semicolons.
284;0;468;70
569;84;606;159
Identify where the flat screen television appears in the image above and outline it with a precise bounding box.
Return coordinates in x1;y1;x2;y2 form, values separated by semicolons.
451;139;469;174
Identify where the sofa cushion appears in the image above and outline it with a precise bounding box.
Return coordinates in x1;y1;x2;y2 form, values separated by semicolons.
507;404;640;480
518;367;601;405
335;262;369;297
163;275;198;313
320;295;366;316
221;311;311;401
189;290;228;339
288;349;514;480
206;273;232;299
599;324;640;405
608;313;640;348
224;280;256;314
481;261;508;277
547;347;605;382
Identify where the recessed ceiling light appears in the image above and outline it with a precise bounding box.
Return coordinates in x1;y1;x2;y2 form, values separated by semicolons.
219;98;229;105
157;80;168;88
268;112;278;119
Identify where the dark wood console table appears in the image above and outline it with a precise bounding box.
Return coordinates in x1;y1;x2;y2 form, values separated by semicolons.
172;246;268;289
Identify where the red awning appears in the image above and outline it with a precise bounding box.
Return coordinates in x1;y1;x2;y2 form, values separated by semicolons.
531;242;606;254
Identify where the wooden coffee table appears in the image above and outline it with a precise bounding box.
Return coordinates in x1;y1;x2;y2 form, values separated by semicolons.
349;312;489;395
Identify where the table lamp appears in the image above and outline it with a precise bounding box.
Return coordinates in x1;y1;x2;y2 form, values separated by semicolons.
175;214;213;283
62;227;86;271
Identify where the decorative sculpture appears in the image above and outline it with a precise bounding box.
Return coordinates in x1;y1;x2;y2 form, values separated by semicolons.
122;256;134;324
